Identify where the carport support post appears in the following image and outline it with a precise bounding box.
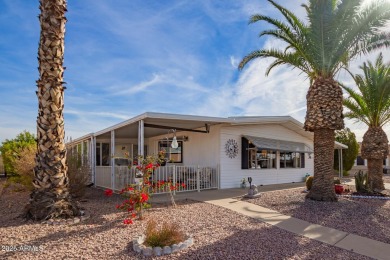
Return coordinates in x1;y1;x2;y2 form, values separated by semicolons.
340;149;343;178
338;149;341;179
197;166;200;192
111;130;115;191
91;136;96;185
173;165;176;195
138;120;144;160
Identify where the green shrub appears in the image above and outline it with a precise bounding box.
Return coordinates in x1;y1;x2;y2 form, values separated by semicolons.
0;131;36;176
67;149;92;198
144;219;185;247
355;170;371;193
305;176;313;190
6;176;30;192
12;146;36;191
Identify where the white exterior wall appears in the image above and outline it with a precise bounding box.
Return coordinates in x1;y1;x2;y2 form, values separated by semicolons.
220;124;314;188
147;125;221;166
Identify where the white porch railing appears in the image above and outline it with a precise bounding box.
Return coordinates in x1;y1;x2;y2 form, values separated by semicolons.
95;165;220;193
95;166;111;189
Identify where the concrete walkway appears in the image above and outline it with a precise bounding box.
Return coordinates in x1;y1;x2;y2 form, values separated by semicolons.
151;182;390;260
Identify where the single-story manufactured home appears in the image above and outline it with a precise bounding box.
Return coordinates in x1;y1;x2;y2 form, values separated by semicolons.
67;112;347;193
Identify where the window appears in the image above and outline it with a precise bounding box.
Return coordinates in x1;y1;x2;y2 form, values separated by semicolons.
241;137;305;170
248;149;276;169
132;145;148;162
102;143;110;166
280;152;304;168
356;156;364;166
95;142;110;166
158;141;183;163
96;143;101;166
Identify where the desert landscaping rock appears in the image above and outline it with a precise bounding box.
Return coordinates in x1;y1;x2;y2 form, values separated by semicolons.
163;246;171;255
0;181;378;259
142;247;153;256
133;242;141;253
171;244;179;253
134;233;193;256
153;247;162;256
248;184;390;244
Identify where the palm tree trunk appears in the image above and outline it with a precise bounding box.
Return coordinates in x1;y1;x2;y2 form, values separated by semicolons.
306;128;337;201
24;0;80;220
361;127;388;191
304;77;343;202
367;159;385;190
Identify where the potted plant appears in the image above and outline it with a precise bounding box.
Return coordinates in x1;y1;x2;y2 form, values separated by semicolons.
240;178;247;189
334;184;344;194
158;149;167;166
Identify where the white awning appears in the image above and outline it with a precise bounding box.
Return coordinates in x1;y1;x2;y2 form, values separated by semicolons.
243;135;311;153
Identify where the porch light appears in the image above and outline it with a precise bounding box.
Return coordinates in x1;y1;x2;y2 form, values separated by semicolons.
171;135;179;149
167;129;178;149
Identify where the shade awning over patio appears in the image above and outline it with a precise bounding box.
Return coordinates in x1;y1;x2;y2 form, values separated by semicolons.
243;135;310;153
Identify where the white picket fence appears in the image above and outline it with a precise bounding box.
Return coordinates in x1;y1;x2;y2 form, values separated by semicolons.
95;165;220;193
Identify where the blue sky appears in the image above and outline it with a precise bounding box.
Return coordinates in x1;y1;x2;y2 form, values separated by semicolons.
0;0;389;144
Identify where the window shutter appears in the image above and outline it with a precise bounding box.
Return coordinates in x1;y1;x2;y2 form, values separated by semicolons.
241;137;249;169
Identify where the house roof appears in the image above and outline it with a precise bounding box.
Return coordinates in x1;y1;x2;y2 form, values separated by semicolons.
68;112;347;149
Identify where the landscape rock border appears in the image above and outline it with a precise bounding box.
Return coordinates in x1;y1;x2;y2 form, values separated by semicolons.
337;194;390;200
41;211;90;225
132;234;194;256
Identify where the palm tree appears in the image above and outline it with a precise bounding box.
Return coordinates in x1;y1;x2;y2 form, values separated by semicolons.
239;0;390;201
24;0;80;220
342;53;390;191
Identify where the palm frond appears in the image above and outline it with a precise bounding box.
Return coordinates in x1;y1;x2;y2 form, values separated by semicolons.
259;29;300;52
267;0;306;36
334;1;390;60
343;53;390;127
239;49;310;76
305;0;335;75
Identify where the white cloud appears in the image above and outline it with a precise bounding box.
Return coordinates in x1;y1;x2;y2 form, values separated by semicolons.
113;74;162;95
230;56;239;68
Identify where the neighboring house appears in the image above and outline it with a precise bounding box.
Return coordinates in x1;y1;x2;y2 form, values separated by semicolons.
351;142;390;174
67;112;347;192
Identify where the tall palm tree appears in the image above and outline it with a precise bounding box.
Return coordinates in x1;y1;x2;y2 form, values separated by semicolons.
342;53;390;191
24;0;80;220
239;0;390;201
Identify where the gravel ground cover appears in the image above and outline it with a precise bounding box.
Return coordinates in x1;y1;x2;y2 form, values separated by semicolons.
0;181;370;260
247;179;390;245
383;174;390;183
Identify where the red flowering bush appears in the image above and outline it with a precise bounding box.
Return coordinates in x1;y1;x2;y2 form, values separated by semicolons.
104;189;113;197
116;155;160;224
104;155;187;225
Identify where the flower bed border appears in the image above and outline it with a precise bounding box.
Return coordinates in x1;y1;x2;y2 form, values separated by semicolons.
132;234;194;256
337;194;390;200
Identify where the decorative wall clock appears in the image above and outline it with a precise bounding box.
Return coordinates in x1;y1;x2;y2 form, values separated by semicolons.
225;139;239;159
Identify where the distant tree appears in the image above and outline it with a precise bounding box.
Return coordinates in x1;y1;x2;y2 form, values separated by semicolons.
333;128;359;174
0;131;36;175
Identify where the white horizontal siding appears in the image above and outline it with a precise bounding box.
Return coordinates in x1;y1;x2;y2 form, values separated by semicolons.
220;124;313;188
147;125;221;166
